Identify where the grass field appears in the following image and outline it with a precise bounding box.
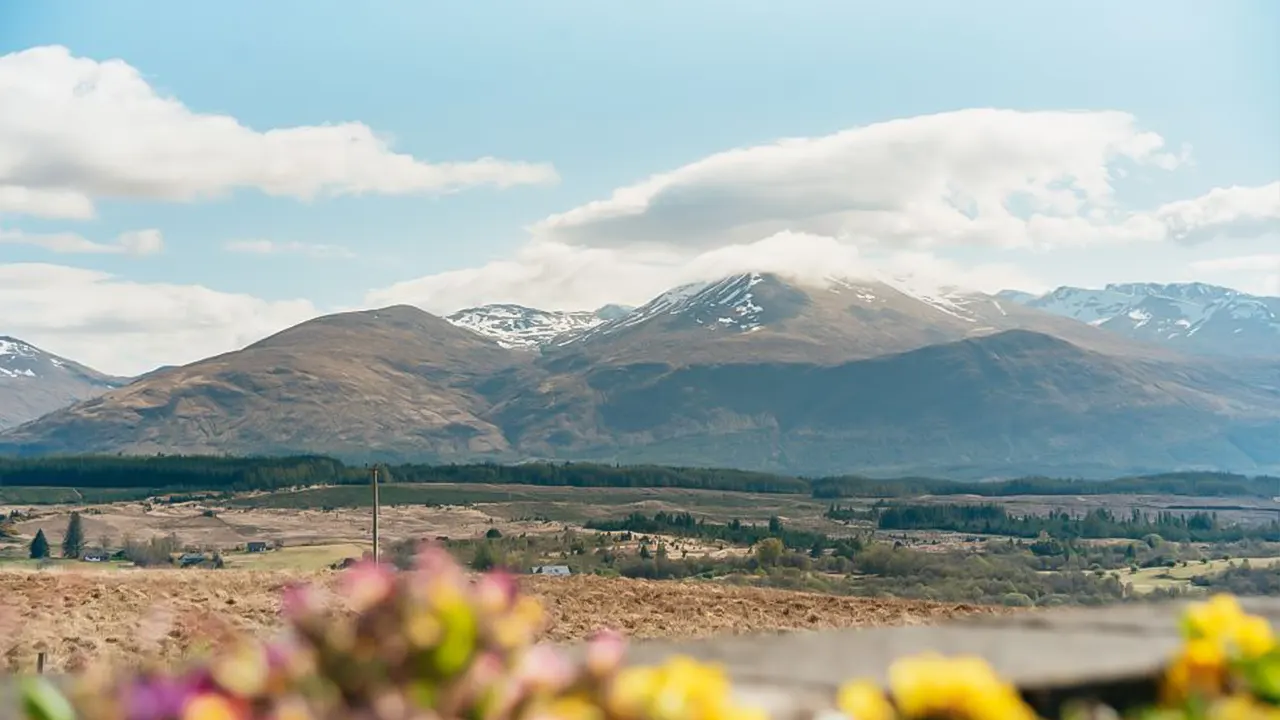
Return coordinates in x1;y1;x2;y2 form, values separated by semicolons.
0;568;1000;673
227;483;835;527
220;543;368;570
1127;557;1280;593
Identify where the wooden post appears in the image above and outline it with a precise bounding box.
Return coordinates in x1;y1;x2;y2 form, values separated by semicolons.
36;652;45;674
371;465;380;564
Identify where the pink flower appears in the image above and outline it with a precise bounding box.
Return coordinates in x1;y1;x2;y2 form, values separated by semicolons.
585;629;627;678
473;571;518;614
340;560;396;612
279;583;322;621
514;644;575;694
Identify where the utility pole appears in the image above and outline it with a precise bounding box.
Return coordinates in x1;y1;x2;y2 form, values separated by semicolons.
370;464;381;563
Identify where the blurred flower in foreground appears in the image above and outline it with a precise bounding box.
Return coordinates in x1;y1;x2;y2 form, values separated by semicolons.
20;544;1280;720
1163;593;1280;707
835;654;1038;720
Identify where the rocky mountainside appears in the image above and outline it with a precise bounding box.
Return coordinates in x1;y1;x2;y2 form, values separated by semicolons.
446;304;631;349
999;282;1280;357
0;337;127;430
3;276;1278;478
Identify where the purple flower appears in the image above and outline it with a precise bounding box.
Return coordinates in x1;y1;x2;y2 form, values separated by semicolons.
124;675;198;720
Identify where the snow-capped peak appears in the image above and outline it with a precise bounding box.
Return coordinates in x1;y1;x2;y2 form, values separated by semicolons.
0;336;48;379
446;304;626;349
1000;282;1280;356
571;272;772;342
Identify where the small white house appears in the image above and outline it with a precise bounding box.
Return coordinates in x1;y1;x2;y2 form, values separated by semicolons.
530;565;571;576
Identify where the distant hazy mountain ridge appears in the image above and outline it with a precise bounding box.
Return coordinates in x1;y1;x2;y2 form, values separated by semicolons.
0;337;127;430
999;282;1280;357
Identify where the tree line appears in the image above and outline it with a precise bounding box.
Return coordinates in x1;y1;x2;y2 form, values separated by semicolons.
0;455;1276;499
584;511;864;558
867;502;1280;543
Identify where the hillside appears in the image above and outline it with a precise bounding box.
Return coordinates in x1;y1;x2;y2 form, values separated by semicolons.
3;277;1277;477
547;273;1172;367
0;337;127;430
1000;282;1280;357
505;329;1280;477
0;306;523;461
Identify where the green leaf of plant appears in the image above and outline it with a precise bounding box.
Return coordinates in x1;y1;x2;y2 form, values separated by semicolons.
1240;651;1280;704
19;678;75;720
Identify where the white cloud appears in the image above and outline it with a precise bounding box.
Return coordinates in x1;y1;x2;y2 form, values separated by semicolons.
0;227;164;255
532;109;1194;251
0;263;320;376
1191;253;1280;274
1156;183;1280;245
0;45;558;220
366;234;1043;313
530;109;1275;254
224;239;355;259
1190;252;1280;296
371;109;1275;313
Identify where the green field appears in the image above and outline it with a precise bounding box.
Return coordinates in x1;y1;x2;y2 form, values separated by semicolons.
1126;557;1280;594
228;482;832;525
0;487;156;505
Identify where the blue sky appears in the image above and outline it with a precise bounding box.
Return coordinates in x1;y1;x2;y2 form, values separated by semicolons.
1;1;1277;374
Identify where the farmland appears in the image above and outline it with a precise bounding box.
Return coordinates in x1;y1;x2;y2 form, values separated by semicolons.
5;461;1280;674
0;568;999;673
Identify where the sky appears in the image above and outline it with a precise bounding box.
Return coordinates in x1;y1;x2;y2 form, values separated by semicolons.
1;1;1278;376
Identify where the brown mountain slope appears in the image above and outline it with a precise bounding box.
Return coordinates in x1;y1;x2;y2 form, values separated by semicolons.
4;287;1278;478
0;306;524;460
542;273;1173;369
504;329;1280;478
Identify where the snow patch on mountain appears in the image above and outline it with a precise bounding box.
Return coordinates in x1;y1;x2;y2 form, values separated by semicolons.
446;304;630;349
0;337;46;379
572;273;774;343
1000;282;1280;356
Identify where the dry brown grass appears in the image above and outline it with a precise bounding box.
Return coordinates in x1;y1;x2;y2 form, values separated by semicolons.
0;569;998;674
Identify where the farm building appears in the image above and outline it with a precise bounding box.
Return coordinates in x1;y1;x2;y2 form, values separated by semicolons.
246;542;268;553
179;553;207;568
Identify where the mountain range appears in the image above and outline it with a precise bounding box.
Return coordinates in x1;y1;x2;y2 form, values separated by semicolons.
999;283;1280;357
5;275;1280;478
0;337;127;430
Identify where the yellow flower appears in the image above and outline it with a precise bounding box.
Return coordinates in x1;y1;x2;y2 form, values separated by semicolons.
404;606;441;648
836;680;896;720
544;692;608;720
210;641;269;698
182;693;244;720
606;656;764;720
887;654;1038;720
1182;594;1275;660
1162;637;1229;704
